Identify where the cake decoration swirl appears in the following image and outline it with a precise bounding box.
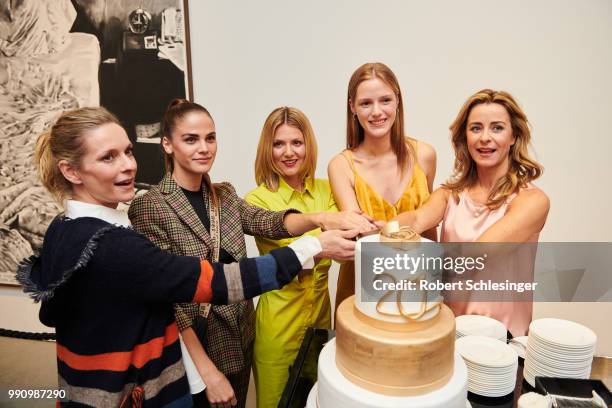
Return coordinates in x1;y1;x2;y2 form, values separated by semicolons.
374;221;440;320
379;221;420;251
375;271;440;321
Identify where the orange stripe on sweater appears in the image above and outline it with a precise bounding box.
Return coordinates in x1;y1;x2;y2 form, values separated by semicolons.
57;323;179;371
193;260;213;303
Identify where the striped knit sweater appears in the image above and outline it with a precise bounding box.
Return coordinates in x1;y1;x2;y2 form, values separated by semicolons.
17;216;302;407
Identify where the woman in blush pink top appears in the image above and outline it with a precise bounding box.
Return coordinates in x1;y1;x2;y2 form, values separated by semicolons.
441;187;540;336
394;89;550;336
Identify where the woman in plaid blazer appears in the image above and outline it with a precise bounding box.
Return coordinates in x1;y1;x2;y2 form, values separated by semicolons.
129;100;376;408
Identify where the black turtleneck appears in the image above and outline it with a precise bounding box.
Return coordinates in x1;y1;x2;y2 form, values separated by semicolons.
181;187;236;264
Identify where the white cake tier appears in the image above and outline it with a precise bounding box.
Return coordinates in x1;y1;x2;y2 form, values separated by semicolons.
308;383;472;408
356;234;444;323
317;338;468;408
306;383;317;408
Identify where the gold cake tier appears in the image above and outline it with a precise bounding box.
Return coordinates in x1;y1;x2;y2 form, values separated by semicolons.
335;295;455;396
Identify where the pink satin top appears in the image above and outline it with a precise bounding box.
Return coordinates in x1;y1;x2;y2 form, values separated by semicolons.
441;188;538;336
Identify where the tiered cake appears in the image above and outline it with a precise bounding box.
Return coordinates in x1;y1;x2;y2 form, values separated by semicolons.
310;224;468;407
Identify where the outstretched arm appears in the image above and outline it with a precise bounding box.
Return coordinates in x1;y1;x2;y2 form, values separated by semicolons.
96;227;358;304
241;185;375;237
476;189;550;242
393;188;450;235
229;182;376;239
283;210;376;235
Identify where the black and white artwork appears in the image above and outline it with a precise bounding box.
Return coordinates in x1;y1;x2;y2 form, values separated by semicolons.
0;0;192;285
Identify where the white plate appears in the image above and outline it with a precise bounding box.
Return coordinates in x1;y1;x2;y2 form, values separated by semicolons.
456;336;518;368
469;385;515;398
526;351;592;371
524;358;591;379
468;370;516;381
469;381;515;390
518;392;552;408
463;359;517;376
529;335;596;354
529;341;594;358
467;371;517;381
468;371;516;386
508;336;528;359
529;318;596;348
469;383;516;394
527;345;592;362
456;315;507;340
527;362;591;377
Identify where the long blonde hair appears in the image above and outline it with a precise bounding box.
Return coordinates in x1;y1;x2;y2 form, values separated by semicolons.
161;98;217;206
443;89;543;209
254;106;318;191
34;107;120;203
346;62;414;173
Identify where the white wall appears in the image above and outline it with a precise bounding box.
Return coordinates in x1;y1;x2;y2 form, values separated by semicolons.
4;0;611;355
0;287;47;332
188;0;612;354
189;0;612;242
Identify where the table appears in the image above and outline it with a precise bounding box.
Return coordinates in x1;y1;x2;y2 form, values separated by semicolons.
279;328;610;408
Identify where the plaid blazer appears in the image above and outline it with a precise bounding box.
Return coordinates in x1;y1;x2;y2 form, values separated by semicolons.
128;173;294;375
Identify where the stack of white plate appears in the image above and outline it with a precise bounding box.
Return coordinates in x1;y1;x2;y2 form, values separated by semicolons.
456;336;518;397
523;318;597;387
456;314;507;342
508;336;528;359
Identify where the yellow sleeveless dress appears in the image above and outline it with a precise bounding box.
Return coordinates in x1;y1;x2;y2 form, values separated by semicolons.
335;145;431;312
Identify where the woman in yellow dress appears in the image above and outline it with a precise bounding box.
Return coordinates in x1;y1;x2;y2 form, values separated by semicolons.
246;107;340;408
328;62;438;311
